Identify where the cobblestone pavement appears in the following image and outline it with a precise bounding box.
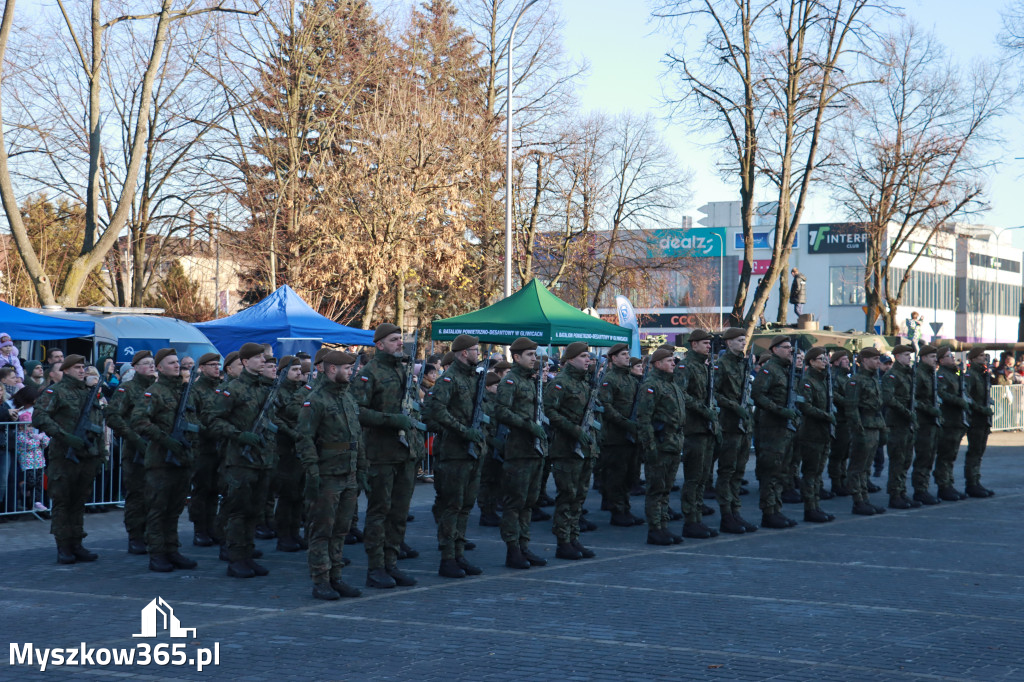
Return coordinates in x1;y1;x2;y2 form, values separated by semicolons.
2;433;1023;681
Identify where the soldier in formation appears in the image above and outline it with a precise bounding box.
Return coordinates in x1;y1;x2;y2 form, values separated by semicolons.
910;345;942;505
827;349;852;497
751;336;799;529
713;328;757;533
678;330;719;539
845;347;888;516
882;345;921;510
964;348;996;497
597;343;644;528
796;347;836;523
189;352;223;547
933;347;970;502
637;347;685;545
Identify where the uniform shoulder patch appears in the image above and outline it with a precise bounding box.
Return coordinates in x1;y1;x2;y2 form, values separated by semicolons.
554;384;563;390
116;387;125;393
303;384;313;391
359;376;369;382
222;390;231;396
442;377;451;382
143;392;152;397
646;388;654;393
302;402;311;407
762;369;769;374
506;379;514;385
601;382;609;386
804;383;811;388
45;389;53;394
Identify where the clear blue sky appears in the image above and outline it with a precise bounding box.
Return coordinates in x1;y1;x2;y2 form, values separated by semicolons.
558;0;1024;245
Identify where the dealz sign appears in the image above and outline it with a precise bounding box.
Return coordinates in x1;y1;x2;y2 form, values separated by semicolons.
807;223;867;254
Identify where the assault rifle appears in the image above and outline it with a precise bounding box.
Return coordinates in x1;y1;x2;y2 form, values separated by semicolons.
534;357;549;456
825;363;836;439
785;337;799;433
67;383;103;463
240;371;285;464
625;359;649;444
398;330;426;448
738;351;754;434
166;369;200;466
574;354;606;458
958;360;971;429
931;362;942;426
706;340;718;432
908;358;918;433
466;350;491;460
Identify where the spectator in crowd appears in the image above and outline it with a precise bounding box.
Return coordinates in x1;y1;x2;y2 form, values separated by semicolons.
905;312;923;352
45;362;63;387
790;268;807;318
180;355;195;375
13;385;48;512
97;357;119;398
23;361;45;389
0;335;23;380
2;380;16;512
44;347;64;371
1;366;22;401
994;353;1018;386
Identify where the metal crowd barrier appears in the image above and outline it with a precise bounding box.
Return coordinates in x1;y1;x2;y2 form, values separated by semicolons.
0;421;124;519
991;385;1024;432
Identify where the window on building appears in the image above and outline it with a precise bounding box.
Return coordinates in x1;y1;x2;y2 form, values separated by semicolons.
830;266;865;305
889;267;956;311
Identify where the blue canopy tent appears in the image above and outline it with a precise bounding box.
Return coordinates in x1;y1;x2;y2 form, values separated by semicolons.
194;285;373;357
0;300;95;339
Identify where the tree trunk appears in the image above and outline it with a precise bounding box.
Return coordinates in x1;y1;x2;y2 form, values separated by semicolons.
776;255;791;324
361;283;379;329
396;274;406;330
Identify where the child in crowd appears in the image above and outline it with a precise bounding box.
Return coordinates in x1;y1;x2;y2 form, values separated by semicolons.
14;386;48;512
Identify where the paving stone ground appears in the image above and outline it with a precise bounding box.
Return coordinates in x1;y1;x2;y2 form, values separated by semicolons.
1;433;1022;681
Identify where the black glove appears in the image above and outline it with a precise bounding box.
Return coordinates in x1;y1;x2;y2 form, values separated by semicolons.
827;414;837;426
163;437;186;455
304;472;321;500
237;431;263;447
463;427;485;445
527;422;546;439
64;434;88;451
623;421;638;435
779;408;799;421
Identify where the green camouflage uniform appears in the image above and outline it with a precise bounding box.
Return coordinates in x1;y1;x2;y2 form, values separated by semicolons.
934;365;968;489
32;377;104;547
476;392;502;518
543;363;595;544
797;366;832;510
208;369;274;562
882;362;915;498
494;363;547;545
105;373;154;544
964;361;993;487
351;352;422;570
679;349;718;524
597;364;639;518
132;372;200;556
827;366;851;490
188;373;222;538
424;359;485;560
272;377;306;542
714;351;752;516
637;367;685;529
752;355;796;515
844;367;887;503
297;376;363;583
911;363;943;494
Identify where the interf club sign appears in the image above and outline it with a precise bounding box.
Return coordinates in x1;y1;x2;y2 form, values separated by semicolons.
807;223;868;254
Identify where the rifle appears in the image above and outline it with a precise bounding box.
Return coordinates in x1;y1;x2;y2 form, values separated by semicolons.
625;360;649;444
785;337;798;432
165;370;200;466
466;348;492;460
534;356;549;455
958;361;970;429
574;353;606;458
738;351;754;434
240;371;285;464
706;340;718;432
67;383;102;463
398;330;426;448
931;363;942;426
825;363;836;439
908;358;918;434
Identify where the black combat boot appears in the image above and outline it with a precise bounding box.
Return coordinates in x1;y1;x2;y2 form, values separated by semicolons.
734;513;758;533
276;537;303;552
456;556;483;575
520;544;547;566
761;512;791;529
312;582;340;600
465;541;476;550
902;493;922;508
629;513;646;525
167;552;198;569
819;489;835;500
803;508;833;523
701;504;716;516
913;490;940;505
227;561;255;578
646;529;673;546
329;578;362;598
71;544;98;562
254;524;277;540
579;516;598;532
888;495;912;510
866;481;882;494
531;507;551;522
852;500;877;516
479;511;502;527
938;487;963;501
719;513;746;534
252;548;264;559
341;556;351;567
149;554;175;572
571;539;595;558
555;542;582;560
698;522;719;537
504;543;530;569
537;492;555;507
831;482;851;497
193;529;215;547
385;564;417;586
781;489;802;504
57;545;77;564
439;558;467;578
667;507;683;521
399;541;419;559
967;483;994;498
682;521;712;539
366;567;397;588
128;538;147;555
247;558;269;576
609;512;635;527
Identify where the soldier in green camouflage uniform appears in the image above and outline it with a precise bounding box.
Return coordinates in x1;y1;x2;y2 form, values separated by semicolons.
105;350;157;555
751;336;799;529
255;356;281;539
494;337;549;569
796;347;836;523
964;348;995;497
32;355;104;564
131;348;200;572
272;356;307;551
297;350;364;600
637;347;686;546
932;347;969;503
882;345;919;509
597;343;643;527
477;362;509;527
208;343;275;579
827;350;853;496
678;330;720;539
188;352;223;547
845;347;888;515
210;350;242;544
543;342;598;560
910;345;942;505
713;328;757;534
423;335;487;578
351;324;424;589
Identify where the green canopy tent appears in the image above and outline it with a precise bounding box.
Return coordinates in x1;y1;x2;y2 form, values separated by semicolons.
430;279;631;347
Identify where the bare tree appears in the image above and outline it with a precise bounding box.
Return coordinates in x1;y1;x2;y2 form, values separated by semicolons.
827;23;1014;334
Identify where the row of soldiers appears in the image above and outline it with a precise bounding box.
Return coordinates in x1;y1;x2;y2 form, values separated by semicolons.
29;324;996;601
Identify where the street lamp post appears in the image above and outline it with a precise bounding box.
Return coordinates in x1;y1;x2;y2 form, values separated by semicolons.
710;231;724;329
504;0;539;300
